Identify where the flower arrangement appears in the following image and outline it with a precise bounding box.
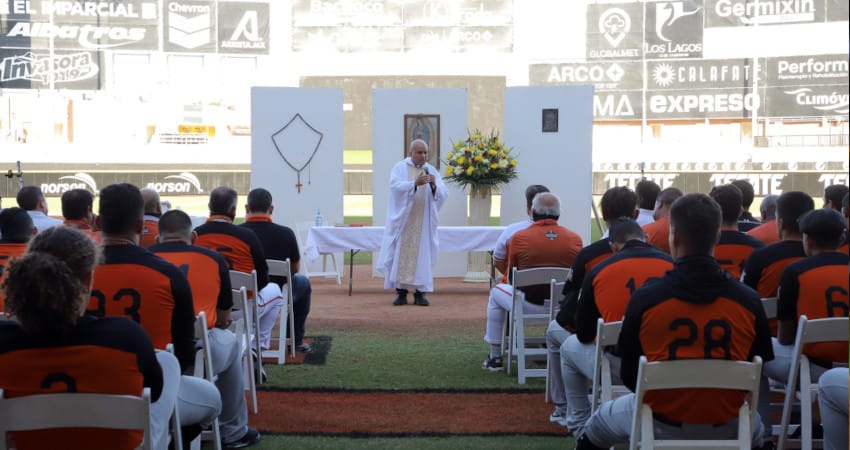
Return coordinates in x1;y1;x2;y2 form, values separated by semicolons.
443;129;518;190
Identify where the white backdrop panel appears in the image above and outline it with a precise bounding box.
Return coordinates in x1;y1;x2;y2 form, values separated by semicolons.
251;87;344;273
502;86;594;245
372;88;469;278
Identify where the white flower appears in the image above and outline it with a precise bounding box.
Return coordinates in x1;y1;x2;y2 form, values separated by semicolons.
498;159;508;168
453;167;464;176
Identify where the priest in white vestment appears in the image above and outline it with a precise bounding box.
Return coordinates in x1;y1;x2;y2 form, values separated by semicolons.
378;139;448;306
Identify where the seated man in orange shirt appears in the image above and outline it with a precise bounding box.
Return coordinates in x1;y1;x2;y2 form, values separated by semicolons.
710;184;763;279
763;208;849;382
482;192;582;371
139;187;161;248
194;186;283;352
642;187;683;255
560;217;673;437
61;188;100;241
746;195;780;245
150;210;260;448
0;207;36;311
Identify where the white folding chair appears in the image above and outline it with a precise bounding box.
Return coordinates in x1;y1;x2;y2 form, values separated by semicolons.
265;258;296;363
545;279;565;403
295;221;341;284
0;387;153;450
507;266;571;383
189;311;222;450
229;270;263;384
591;319;630;413
777;315;849;450
229;287;258;414
629;355;763;450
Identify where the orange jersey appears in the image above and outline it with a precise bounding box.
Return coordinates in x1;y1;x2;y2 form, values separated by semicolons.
742;240;806;299
194;220;269;286
778;252;850;363
643;216;671;254
89;245;195;370
507;219;582;303
574;241;673;343
714;230;764;280
0;242;28;312
150;241;233;329
619;255;773;425
139;217;160;248
746;220;780;246
0;316;162;450
62;220;102;243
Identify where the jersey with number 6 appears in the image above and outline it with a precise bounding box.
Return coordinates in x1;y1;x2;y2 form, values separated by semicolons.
88;244;195;370
777;251;850;363
618;255;773;425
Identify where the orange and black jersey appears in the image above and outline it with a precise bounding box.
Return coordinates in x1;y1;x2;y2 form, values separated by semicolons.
149;241;233;329
556;238;614;330
643;216;671;254
0;241;28;312
574;241;673;343
240;216;300;286
742;240;806;299
777;252;849;363
0;315;162;450
714;230;764;280
618;255;773;425
139;217;159;248
89;244;195;371
746;220;780;246
194;220;269;286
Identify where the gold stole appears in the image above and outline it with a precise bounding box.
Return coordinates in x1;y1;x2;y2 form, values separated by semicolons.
397;165;427;284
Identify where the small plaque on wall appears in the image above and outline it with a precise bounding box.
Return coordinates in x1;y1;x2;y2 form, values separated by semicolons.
542;108;558;132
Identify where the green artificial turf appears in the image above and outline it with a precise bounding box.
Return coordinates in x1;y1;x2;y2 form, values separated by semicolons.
263;329;545;392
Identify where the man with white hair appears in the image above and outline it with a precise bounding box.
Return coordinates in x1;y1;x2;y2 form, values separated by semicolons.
482;192;582;370
378;139;448;306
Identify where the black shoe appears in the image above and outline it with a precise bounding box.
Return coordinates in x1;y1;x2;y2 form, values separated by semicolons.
482;355;504;371
223;428;261;449
393;289;408;305
575;434;606;450
413;291;429;306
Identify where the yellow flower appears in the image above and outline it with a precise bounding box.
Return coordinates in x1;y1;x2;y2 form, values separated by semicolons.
456;156;465;165
510;159;517;167
454;141;463;149
477;142;484;149
446;152;453;160
445;166;453;176
466;166;475;176
487;149;497;156
490;163;498;169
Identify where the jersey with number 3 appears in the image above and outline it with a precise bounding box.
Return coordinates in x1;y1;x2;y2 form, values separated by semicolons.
88;245;196;370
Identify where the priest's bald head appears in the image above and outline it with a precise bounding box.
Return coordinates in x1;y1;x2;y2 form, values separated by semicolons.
409;139;429;167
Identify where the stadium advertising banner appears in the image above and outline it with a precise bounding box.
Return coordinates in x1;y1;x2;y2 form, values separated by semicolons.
5;170;251;197
705;0;828;27
646;58;761;119
0;47;104;89
217;1;270;54
643;0;704;59
761;54;850;117
528;61;643;120
163;0;217;53
291;0;513;52
592;161;849;197
0;0;160;51
586;2;644;60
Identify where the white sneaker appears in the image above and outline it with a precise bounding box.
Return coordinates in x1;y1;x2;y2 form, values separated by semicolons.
549;408;568;427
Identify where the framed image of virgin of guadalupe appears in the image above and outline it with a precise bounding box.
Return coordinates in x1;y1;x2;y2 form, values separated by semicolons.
403;114;440;170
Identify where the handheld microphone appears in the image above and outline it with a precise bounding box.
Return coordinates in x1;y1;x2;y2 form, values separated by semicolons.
423;167;429;175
